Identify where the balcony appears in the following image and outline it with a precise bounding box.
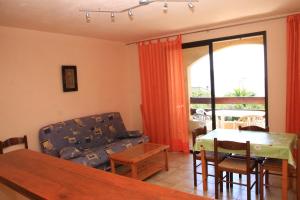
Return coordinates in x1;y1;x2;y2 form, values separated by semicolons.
189;96;266;131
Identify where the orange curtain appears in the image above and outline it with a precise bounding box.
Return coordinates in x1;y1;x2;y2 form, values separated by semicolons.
286;14;300;136
138;35;189;152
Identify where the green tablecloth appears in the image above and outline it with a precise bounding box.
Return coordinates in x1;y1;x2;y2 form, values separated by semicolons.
194;129;297;167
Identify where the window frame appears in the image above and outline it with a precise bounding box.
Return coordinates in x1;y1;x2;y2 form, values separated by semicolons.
182;31;268;129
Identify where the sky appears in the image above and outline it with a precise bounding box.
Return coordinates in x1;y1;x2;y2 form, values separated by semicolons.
190;44;265;97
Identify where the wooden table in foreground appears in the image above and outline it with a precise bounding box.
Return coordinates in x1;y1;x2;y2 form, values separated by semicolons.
109;143;169;180
0;149;211;200
194;129;298;200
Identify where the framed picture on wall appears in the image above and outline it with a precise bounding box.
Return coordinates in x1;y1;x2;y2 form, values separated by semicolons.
62;65;78;92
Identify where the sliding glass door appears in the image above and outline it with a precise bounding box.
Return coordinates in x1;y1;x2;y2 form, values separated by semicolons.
183;32;268;138
183;44;214;133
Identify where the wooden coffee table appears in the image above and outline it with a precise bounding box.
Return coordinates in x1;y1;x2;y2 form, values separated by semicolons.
109;143;169;180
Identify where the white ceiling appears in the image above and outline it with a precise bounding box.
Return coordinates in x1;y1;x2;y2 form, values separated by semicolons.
0;0;300;43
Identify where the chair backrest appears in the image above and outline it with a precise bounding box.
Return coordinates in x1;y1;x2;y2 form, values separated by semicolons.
0;135;28;154
238;125;269;132
192;126;207;146
214;138;251;173
237;115;264;123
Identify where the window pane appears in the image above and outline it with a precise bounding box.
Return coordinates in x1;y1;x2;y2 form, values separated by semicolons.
212;36;266;129
183;45;213;149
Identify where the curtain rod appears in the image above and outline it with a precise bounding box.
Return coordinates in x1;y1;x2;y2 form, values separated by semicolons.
125;11;300;46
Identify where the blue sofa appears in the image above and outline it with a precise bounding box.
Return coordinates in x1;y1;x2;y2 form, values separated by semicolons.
39;112;149;170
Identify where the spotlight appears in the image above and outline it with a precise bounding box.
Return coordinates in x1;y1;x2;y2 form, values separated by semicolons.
111;12;115;22
80;0;197;22
128;9;133;17
188;1;194;9
85;11;91;23
163;2;168;12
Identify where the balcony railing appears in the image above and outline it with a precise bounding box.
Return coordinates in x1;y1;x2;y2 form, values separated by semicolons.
189;96;266;130
190;97;265;104
190;97;265;114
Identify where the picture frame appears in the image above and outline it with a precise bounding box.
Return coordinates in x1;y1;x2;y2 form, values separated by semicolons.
62;65;78;92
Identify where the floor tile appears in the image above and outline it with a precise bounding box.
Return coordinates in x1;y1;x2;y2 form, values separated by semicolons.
144;152;297;200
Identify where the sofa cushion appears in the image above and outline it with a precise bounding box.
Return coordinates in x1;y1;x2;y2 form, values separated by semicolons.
70;146;108;168
104;135;150;155
39;112;128;156
39;112;150;170
65;135;149;168
70;153;102;168
59;146;82;160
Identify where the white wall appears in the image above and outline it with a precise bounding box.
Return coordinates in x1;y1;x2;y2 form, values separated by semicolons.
0;25;145;200
0;25;140;152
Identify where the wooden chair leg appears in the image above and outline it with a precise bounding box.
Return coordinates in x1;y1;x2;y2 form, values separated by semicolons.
288;174;293;190
215;170;219;199
230;172;233;188
220;171;223;193
260;168;264;200
247;173;251;200
239;173;242;179
265;170;269;188
205;162;208;179
226;172;229;189
193;154;197;187
255;165;259;195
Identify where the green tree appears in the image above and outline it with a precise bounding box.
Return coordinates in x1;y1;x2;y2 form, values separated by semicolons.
190;87;210;110
225;87;264;110
225;88;255;97
191;87;210;97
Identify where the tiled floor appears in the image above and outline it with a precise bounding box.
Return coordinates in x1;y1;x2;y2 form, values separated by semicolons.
145;152;297;200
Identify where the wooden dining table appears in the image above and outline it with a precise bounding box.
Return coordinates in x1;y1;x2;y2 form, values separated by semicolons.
0;149;211;200
194;129;298;200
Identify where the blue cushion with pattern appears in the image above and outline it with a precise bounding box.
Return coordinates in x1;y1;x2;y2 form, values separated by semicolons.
39;112;149;169
59;146;82;160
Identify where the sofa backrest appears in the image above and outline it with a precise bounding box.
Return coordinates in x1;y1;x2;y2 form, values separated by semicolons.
39;112;127;156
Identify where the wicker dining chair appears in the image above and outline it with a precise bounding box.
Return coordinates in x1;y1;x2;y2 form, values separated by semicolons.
238;125;269;132
259;135;299;200
214;138;258;200
0;135;28;154
235;125;269;179
192;126;228;187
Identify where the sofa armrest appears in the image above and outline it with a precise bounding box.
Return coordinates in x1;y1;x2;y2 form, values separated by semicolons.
117;130;143;139
127;130;143;138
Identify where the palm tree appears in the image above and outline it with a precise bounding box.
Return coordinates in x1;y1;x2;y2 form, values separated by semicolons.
225;88;260;109
225;88;255;97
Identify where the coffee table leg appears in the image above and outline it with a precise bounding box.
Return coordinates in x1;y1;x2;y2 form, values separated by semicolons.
110;159;116;174
164;150;169;171
131;164;138;179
